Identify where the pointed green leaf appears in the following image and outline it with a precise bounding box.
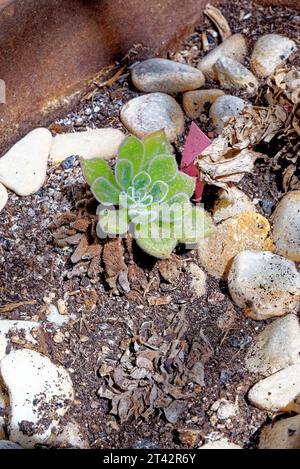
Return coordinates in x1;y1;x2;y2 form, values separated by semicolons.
118;135;144;174
160;199;191;224
178;206;215;245
135;221;178;259
115;159;133;190
165;171;195;201
92;177;121;206
142;130;173;169
80;157;117;187
133;171;151;191
97;208;129;237
148;155;178;183
149;181;169;203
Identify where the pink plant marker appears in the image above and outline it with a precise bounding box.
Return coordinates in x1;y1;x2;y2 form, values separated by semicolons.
181;122;212;202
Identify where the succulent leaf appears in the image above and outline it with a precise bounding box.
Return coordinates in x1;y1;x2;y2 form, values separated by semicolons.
149;181;169;203
178;206;215;244
118;135;144;174
166;172;195;201
97;208;129;236
80;157;118;188
148;155;178;183
143;130;173;169
92;177;121;206
115;159;134;191
133;171;152;191
135;221;178;259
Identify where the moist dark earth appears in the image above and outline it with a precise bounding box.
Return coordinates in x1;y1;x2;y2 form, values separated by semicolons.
0;0;299;449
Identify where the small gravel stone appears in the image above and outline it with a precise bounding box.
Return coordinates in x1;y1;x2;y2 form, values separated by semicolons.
132;439;158;449
209;95;247;134
182;89;225;119
120;93;184;141
250;34;297;78
186;262;207;298
60;155;78;170
245;314;300;376
211;399;238;420
0;128;52;196
259;414;300;449
0;440;23;449
198;33;247;79
228;251;300;320
0;182;8;212
248;364;300;413
214;57;259;97
50;128;125;163
200;437;242;449
272;190;300;262
131;58;205;93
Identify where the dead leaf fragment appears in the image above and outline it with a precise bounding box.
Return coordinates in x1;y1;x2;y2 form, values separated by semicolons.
204;4;231;41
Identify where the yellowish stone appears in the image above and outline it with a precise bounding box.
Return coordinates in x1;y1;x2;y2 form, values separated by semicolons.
197;212;273;279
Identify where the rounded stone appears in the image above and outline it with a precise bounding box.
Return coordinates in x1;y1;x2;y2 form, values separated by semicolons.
198;33;247;79
182;89;225;119
0;128;52;196
245;314;300;376
50;128;125;163
250;34;297;78
0;182;8;212
209;95;247;134
0;440;23;449
228;250;300;321
197;212;272;279
272;190;300;262
259;415;300;449
131;58;205;94
213;187;256;223
214;57;259;97
248;364;300;413
120;93;185;141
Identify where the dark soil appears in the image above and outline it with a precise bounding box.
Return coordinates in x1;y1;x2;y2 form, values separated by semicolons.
0;0;299;449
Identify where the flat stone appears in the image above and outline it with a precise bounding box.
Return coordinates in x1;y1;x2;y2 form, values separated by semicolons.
0;349;74;448
214;57;259;97
182;89;225;119
120;93;184;141
259;414;300;449
200;437;242;449
50;128;125;163
209;95;247;134
213;187;256;223
0;183;8;212
198;34;247;79
272;190;300;262
0;128;52;196
251;34;297;78
197;212;272;279
0;320;41;361
248;364;300;413
245;314;300;376
228;251;300;320
131;58;205;94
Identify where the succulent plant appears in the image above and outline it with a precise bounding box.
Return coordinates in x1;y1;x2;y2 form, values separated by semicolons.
80;130;214;258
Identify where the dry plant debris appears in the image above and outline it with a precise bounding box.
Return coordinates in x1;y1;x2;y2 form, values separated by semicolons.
98;310;213;424
198;67;300;190
204;4;232;41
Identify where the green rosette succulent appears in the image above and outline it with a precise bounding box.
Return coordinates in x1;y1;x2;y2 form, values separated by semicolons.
80;130;214;259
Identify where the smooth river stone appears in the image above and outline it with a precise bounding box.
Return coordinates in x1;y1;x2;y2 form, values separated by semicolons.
272;190;300;262
214;57;259;97
251;34;297;78
0;128;52;196
198;34;247;80
131;58;205;94
1;349;74;448
182;89;225;119
209;95;247;134
0;182;8;212
228;250;300;321
50;128;125;163
120;93;185;141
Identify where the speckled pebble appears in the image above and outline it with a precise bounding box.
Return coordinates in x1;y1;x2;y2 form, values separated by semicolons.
209;95;247;134
251;34;297;78
182;89;225;119
272;190;300;262
214;57;259;97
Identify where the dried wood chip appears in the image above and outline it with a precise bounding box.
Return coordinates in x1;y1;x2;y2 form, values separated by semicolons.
148;296;172;306
204;4;231;41
0;300;37;314
71;234;89;263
